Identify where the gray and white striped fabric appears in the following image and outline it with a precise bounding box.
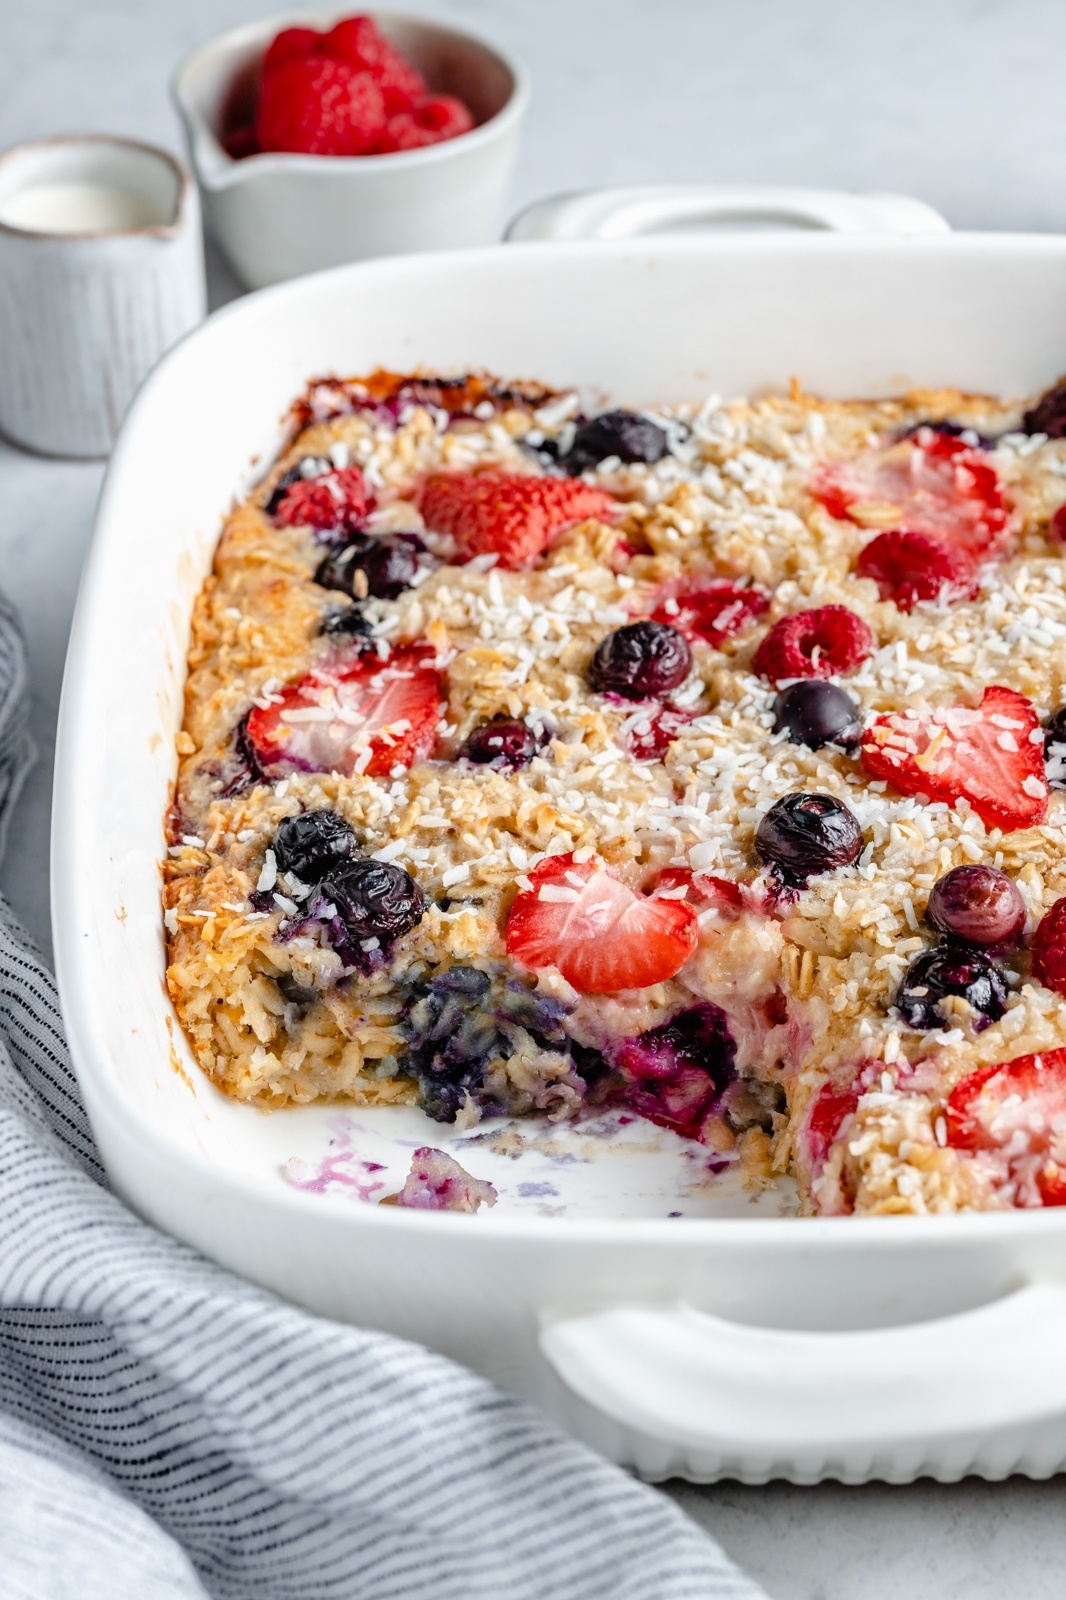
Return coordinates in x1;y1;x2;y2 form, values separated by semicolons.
0;599;766;1600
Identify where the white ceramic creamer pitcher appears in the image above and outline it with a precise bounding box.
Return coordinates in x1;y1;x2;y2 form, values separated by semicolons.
0;135;206;458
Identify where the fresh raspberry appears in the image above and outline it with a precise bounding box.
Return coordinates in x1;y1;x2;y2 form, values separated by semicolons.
323;16;425;112
221;123;258;161
856;529;979;612
255;56;385;157
860;684;1048;832
505;853;699;994
651;579;769;648
375;96;475;151
751;605;874;684
1031;898;1066;996
262;26;322;76
948;1047;1066;1207
244;642;443;780
810;428;1011;559
273;466;374;532
418;472;616;569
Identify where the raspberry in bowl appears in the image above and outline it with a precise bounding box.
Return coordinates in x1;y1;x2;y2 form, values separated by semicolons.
172;11;528;287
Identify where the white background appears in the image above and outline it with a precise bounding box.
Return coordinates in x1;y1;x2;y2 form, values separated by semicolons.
3;3;1065;1594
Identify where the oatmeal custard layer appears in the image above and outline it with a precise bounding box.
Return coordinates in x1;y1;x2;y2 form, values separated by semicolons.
165;368;1066;1215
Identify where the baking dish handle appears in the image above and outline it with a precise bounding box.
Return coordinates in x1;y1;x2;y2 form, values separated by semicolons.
505;184;950;242
540;1282;1066;1464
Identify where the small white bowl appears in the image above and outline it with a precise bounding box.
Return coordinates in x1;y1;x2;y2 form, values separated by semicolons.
173;9;529;289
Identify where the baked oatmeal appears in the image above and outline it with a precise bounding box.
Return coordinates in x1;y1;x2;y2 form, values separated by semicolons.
164;368;1066;1215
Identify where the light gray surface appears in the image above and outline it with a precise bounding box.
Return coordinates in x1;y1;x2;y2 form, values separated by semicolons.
2;2;1065;1595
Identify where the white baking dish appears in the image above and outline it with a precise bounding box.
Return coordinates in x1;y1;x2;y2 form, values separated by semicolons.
52;230;1066;1485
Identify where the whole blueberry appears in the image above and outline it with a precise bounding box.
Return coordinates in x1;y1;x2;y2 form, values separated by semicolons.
926;865;1026;950
563;409;670;474
273;810;359;884
895;946;1008;1032
1022;380;1066;439
754;792;864;885
460;717;544;768
588;620;692;700
772;681;862;750
315;532;425;602
320;858;426;944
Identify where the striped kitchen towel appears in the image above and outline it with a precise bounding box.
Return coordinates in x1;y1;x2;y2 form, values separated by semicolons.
0;592;765;1598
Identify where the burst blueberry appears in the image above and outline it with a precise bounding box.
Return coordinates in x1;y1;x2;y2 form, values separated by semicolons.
608;1003;737;1139
754;792;863;885
401;965;501;1123
319;858;425;948
587;620;691;700
895;946;1008;1031
460;717;545;768
273;809;359;885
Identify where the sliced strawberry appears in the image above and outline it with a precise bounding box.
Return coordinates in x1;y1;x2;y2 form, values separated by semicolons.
506;853;699;994
1030;897;1066;996
651;579;770;648
1037;1163;1066;1205
651;866;744;913
811;428;1010;559
244;643;443;780
860;685;1048;831
273;465;373;533
856;529;979;612
418;472;616;570
948;1048;1066;1205
799;1081;861;1173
